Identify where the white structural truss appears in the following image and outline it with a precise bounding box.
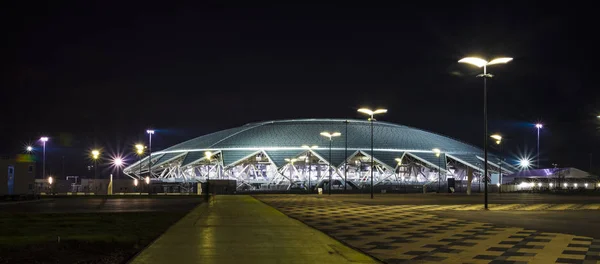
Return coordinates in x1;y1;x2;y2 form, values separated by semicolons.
123;148;516;191
123;119;518;191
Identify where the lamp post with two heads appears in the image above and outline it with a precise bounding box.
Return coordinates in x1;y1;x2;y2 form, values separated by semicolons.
320;132;341;195
357;108;387;199
459;57;512;209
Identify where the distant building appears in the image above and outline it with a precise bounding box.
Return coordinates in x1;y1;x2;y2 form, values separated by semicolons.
503;167;598;190
0;157;36;195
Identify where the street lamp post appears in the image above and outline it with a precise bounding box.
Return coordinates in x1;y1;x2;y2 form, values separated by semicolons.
535;123;543;168
490;134;503;193
357;108;387;199
40;137;48;180
284;158;297;187
432;148;441;192
146;129;155;178
302;145;318;193
459;57;512;210
320;132;341;195
204;151;212;200
91;150;100;179
113;157;123;180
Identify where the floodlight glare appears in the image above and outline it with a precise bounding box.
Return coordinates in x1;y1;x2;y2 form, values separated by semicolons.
146;130;155;134
535;123;543;129
40;137;49;142
519;158;531;168
48;176;53;184
26;146;33;152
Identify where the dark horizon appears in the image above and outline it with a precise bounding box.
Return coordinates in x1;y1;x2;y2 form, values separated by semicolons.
3;3;599;177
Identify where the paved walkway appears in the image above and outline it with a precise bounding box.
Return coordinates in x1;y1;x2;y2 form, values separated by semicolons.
130;195;376;264
257;195;600;263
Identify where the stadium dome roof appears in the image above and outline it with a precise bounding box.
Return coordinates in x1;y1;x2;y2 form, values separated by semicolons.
137;119;499;172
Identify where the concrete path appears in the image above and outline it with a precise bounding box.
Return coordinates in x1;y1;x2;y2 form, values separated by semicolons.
130;195;376;264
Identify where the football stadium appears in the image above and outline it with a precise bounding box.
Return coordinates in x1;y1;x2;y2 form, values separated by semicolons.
123;119;516;191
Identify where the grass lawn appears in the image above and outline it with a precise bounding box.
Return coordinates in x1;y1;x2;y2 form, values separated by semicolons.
0;211;190;263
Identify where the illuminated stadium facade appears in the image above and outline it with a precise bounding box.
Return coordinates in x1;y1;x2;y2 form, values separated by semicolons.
123;119;516;191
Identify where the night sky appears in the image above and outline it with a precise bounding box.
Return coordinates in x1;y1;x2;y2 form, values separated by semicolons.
3;2;599;178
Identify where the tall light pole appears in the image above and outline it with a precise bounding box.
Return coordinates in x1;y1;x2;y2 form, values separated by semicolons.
113;157;124;179
432;148;441;192
40;137;49;179
302;145;318;193
135;144;144;178
459;57;512;210
491;134;503;193
320;132;341;195
284;158;298;188
91;150;100;179
357;108;387;199
535;123;543;168
146;130;155;178
205;151;212;199
344;120;349;192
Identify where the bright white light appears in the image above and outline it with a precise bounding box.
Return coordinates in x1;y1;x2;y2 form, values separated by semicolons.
519;158;531;168
40;137;49;142
91;150;100;159
496;183;500;187
395;158;402;164
320;131;341;139
284;158;297;164
146;130;155;134
26;146;33;152
48;176;53;184
204;151;212;159
432;148;441;156
530;182;535;187
134;179;138;186
487;57;514;65
458;57;488;68
564;183;568;187
538;183;542;187
574;183;578;188
145;176;150;185
519;182;529;188
113;158;123;166
535;123;543;129
585;183;589;188
458;57;513;67
549;183;554;187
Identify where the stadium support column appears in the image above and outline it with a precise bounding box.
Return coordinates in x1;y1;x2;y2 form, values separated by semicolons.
466;167;473;195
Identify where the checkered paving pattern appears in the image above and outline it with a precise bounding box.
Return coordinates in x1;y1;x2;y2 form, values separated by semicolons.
353;204;600;211
256;196;600;263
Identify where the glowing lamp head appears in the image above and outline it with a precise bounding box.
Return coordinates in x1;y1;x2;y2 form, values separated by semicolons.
535;123;543;129
113;158;123;166
564;183;568;187
146;129;155;135
26;146;33;152
204;151;212;159
91;150;100;159
432;148;441;157
395;158;402;164
585;183;589;187
574;183;578;187
519;158;531;168
134;179;139;186
48;176;53;184
135;144;144;155
40;137;49;142
145;176;150;185
537;182;542;187
549;183;554;187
